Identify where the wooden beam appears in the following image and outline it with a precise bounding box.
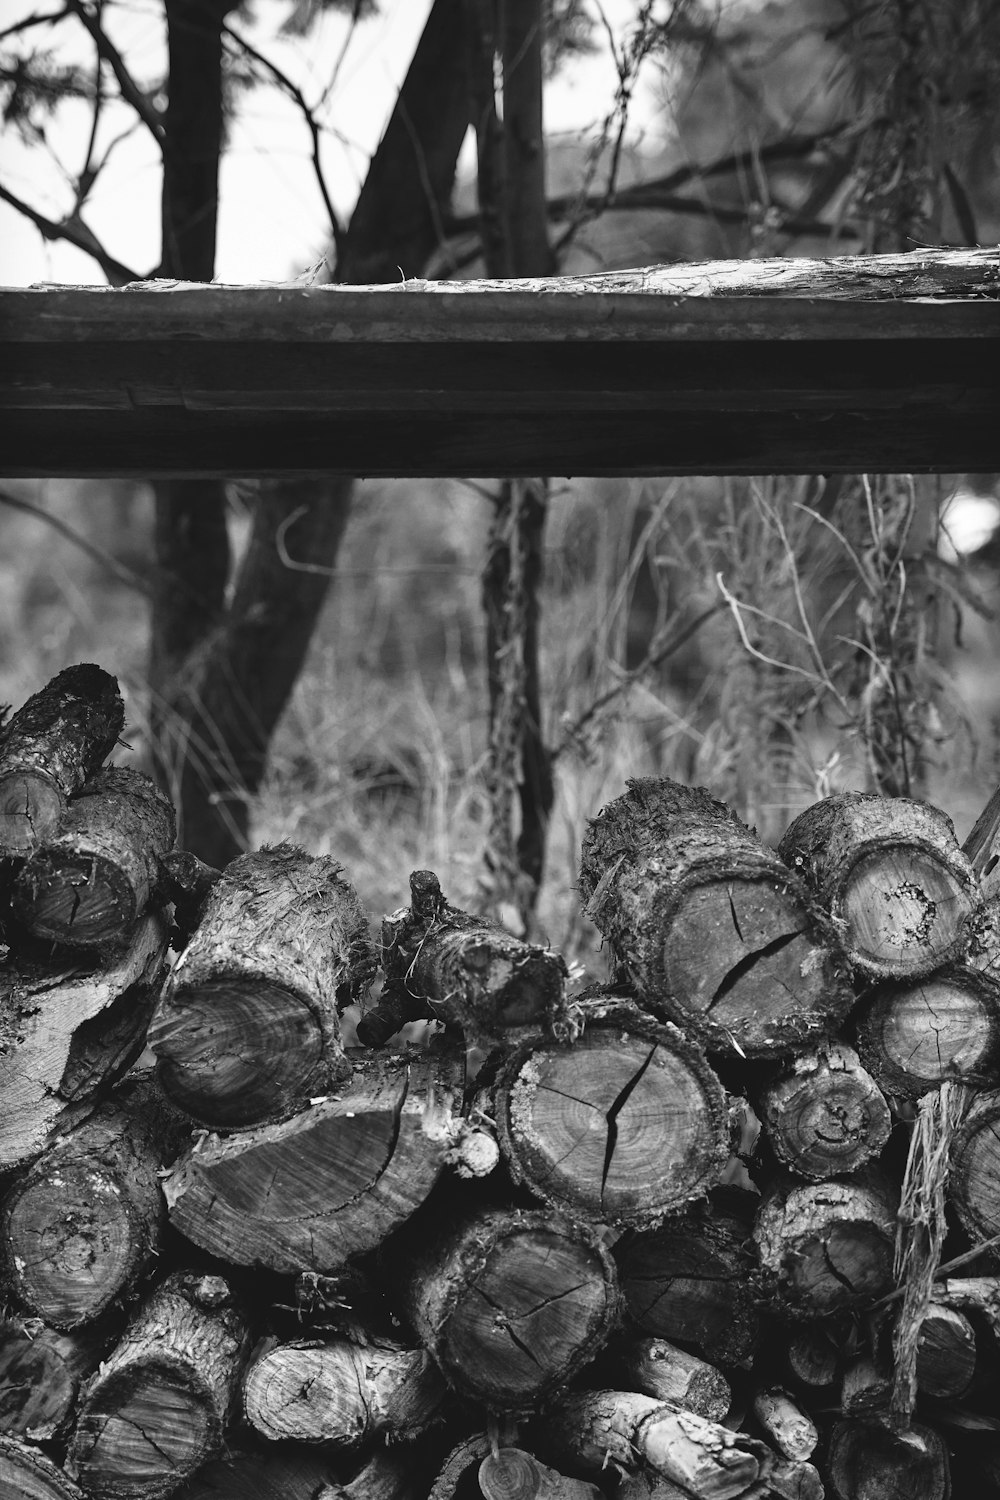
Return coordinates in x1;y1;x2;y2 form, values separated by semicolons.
1;250;997;478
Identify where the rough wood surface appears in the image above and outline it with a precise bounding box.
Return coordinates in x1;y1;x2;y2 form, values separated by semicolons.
0;665;123;858
755;1042;891;1179
913;1304;976;1399
163;1048;465;1273
855;966;1000;1097
13;767;175;949
0;1317;111;1442
0;1434;85;1499
3;252;997;480
580;779;852;1057
68;1272;252;1499
605;1336;732;1421
540;1389;774;1498
0;1074;188;1328
477;1448;603;1500
0;910;169;1170
156;849;221;948
754;1175;898;1319
172;1445;336;1500
392;1197;620;1414
784;1327;840;1391
963;781;1000;899
494;994;728;1226
752;1388;818;1461
947;1087;1000;1254
613;1188;760;1366
778;792;978;979
359;869;566;1048
241;1335;446;1447
150;845;375;1127
426;1433;492;1500
826;1418;950;1500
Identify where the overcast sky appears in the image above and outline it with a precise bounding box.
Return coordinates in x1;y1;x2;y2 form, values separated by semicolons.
0;0;660;287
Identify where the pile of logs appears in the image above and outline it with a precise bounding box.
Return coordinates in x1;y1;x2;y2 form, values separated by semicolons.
3;664;1000;1500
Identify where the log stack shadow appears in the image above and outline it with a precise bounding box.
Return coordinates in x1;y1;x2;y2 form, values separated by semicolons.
3;667;1000;1498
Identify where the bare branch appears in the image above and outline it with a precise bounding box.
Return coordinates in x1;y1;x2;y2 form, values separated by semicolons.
65;0;165;150
221;20;345;257
0;177;141;283
0;487;153;596
0;7;70;42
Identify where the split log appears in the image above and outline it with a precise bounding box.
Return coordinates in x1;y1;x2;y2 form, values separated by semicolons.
149;846;375;1128
0;664;123;858
778;792;978;979
947;1087;1000;1253
603;1335;732;1421
493;995;729;1227
0;1316;111;1442
579;779;852;1057
0;1074;189;1328
754;1043;891;1180
855;966;1000;1097
163;1048;465;1273
914;1304;976;1398
751;1389;817;1461
540;1389;774;1498
173;1445;336;1500
784;1327;839;1391
613;1188;760;1366
357;869;566;1048
241;1335;446;1447
753;1175;898;1318
68;1271;253;1500
13;767;175;948
477;1449;604;1500
0;1434;85;1499
826;1418;950;1500
0;910;169;1171
391;1198;620;1414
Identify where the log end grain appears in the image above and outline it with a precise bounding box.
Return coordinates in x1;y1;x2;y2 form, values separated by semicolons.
0;1434;85;1499
0;770;64;856
754;1176;898;1319
827;1418;950;1500
757;1043;891;1180
856;967;1000;1097
948;1087;1000;1254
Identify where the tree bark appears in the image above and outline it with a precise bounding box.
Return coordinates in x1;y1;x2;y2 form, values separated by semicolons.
390;1197;620;1414
754;1042;891;1180
613;1188;761;1366
0;910;169;1171
580;778;853;1057
163;1048;465;1273
0;665;123;858
427;1434;493;1500
0;1435;85;1500
492;994;728;1227
0;1317;112;1443
173;1446;336;1500
13;767;174;949
241;1335;446;1447
149;846;374;1128
826;1418;950;1500
602;1336;732;1422
947;1086;1000;1253
68;1271;253;1500
0;1075;188;1330
778;791;978;978
753;1174;898;1319
855;966;1000;1097
751;1389;818;1461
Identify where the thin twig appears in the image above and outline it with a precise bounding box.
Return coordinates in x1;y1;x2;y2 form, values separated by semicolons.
65;0;165;149
0;6;70;42
0;488;153;597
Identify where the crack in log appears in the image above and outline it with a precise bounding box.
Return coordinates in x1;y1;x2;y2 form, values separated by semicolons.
727;886;743;943
477;1286;544;1369
705;930;803;1015
601;1045;658;1200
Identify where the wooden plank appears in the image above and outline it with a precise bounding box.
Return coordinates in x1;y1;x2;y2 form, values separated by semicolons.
1;249;997;477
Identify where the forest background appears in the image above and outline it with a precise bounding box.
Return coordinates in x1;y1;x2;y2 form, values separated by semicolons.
2;0;1000;972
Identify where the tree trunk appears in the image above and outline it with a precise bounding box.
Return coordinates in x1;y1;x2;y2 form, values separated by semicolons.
947;1086;1000;1251
0;1317;112;1443
754;1042;891;1179
241;1336;446;1447
0;664;123;858
753;1174;898;1319
390;1197;620;1414
0;910;169;1171
149;846;374;1128
778;791;978;978
492;994;728;1227
0;1435;85;1500
163;1049;465;1274
0;1075;188;1330
68;1272;253;1500
580;778;853;1057
855;966;1000;1097
13;767;174;949
613;1188;761;1366
826;1418;950;1500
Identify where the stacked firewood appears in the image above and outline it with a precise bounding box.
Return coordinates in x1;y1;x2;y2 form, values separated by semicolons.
2;665;1000;1500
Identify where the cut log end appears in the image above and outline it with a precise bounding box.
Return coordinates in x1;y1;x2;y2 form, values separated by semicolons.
150;978;328;1128
755;1179;897;1318
949;1087;1000;1249
758;1044;891;1180
15;850;136;947
827;1418;950;1500
71;1368;216;1497
843;847;975;975
0;770;64;855
857;969;1000;1096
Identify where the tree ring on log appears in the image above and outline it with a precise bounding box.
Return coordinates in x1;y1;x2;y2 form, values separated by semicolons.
948;1086;1000;1257
150;979;325;1128
495;997;728;1226
0;1433;86;1499
855;966;1000;1098
826;1417;950;1500
755;1043;891;1180
71;1364;216;1498
15;849;137;946
0;770;64;855
754;1177;897;1319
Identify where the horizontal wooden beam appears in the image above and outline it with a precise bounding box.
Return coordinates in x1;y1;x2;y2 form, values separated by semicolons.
2;249;998;478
